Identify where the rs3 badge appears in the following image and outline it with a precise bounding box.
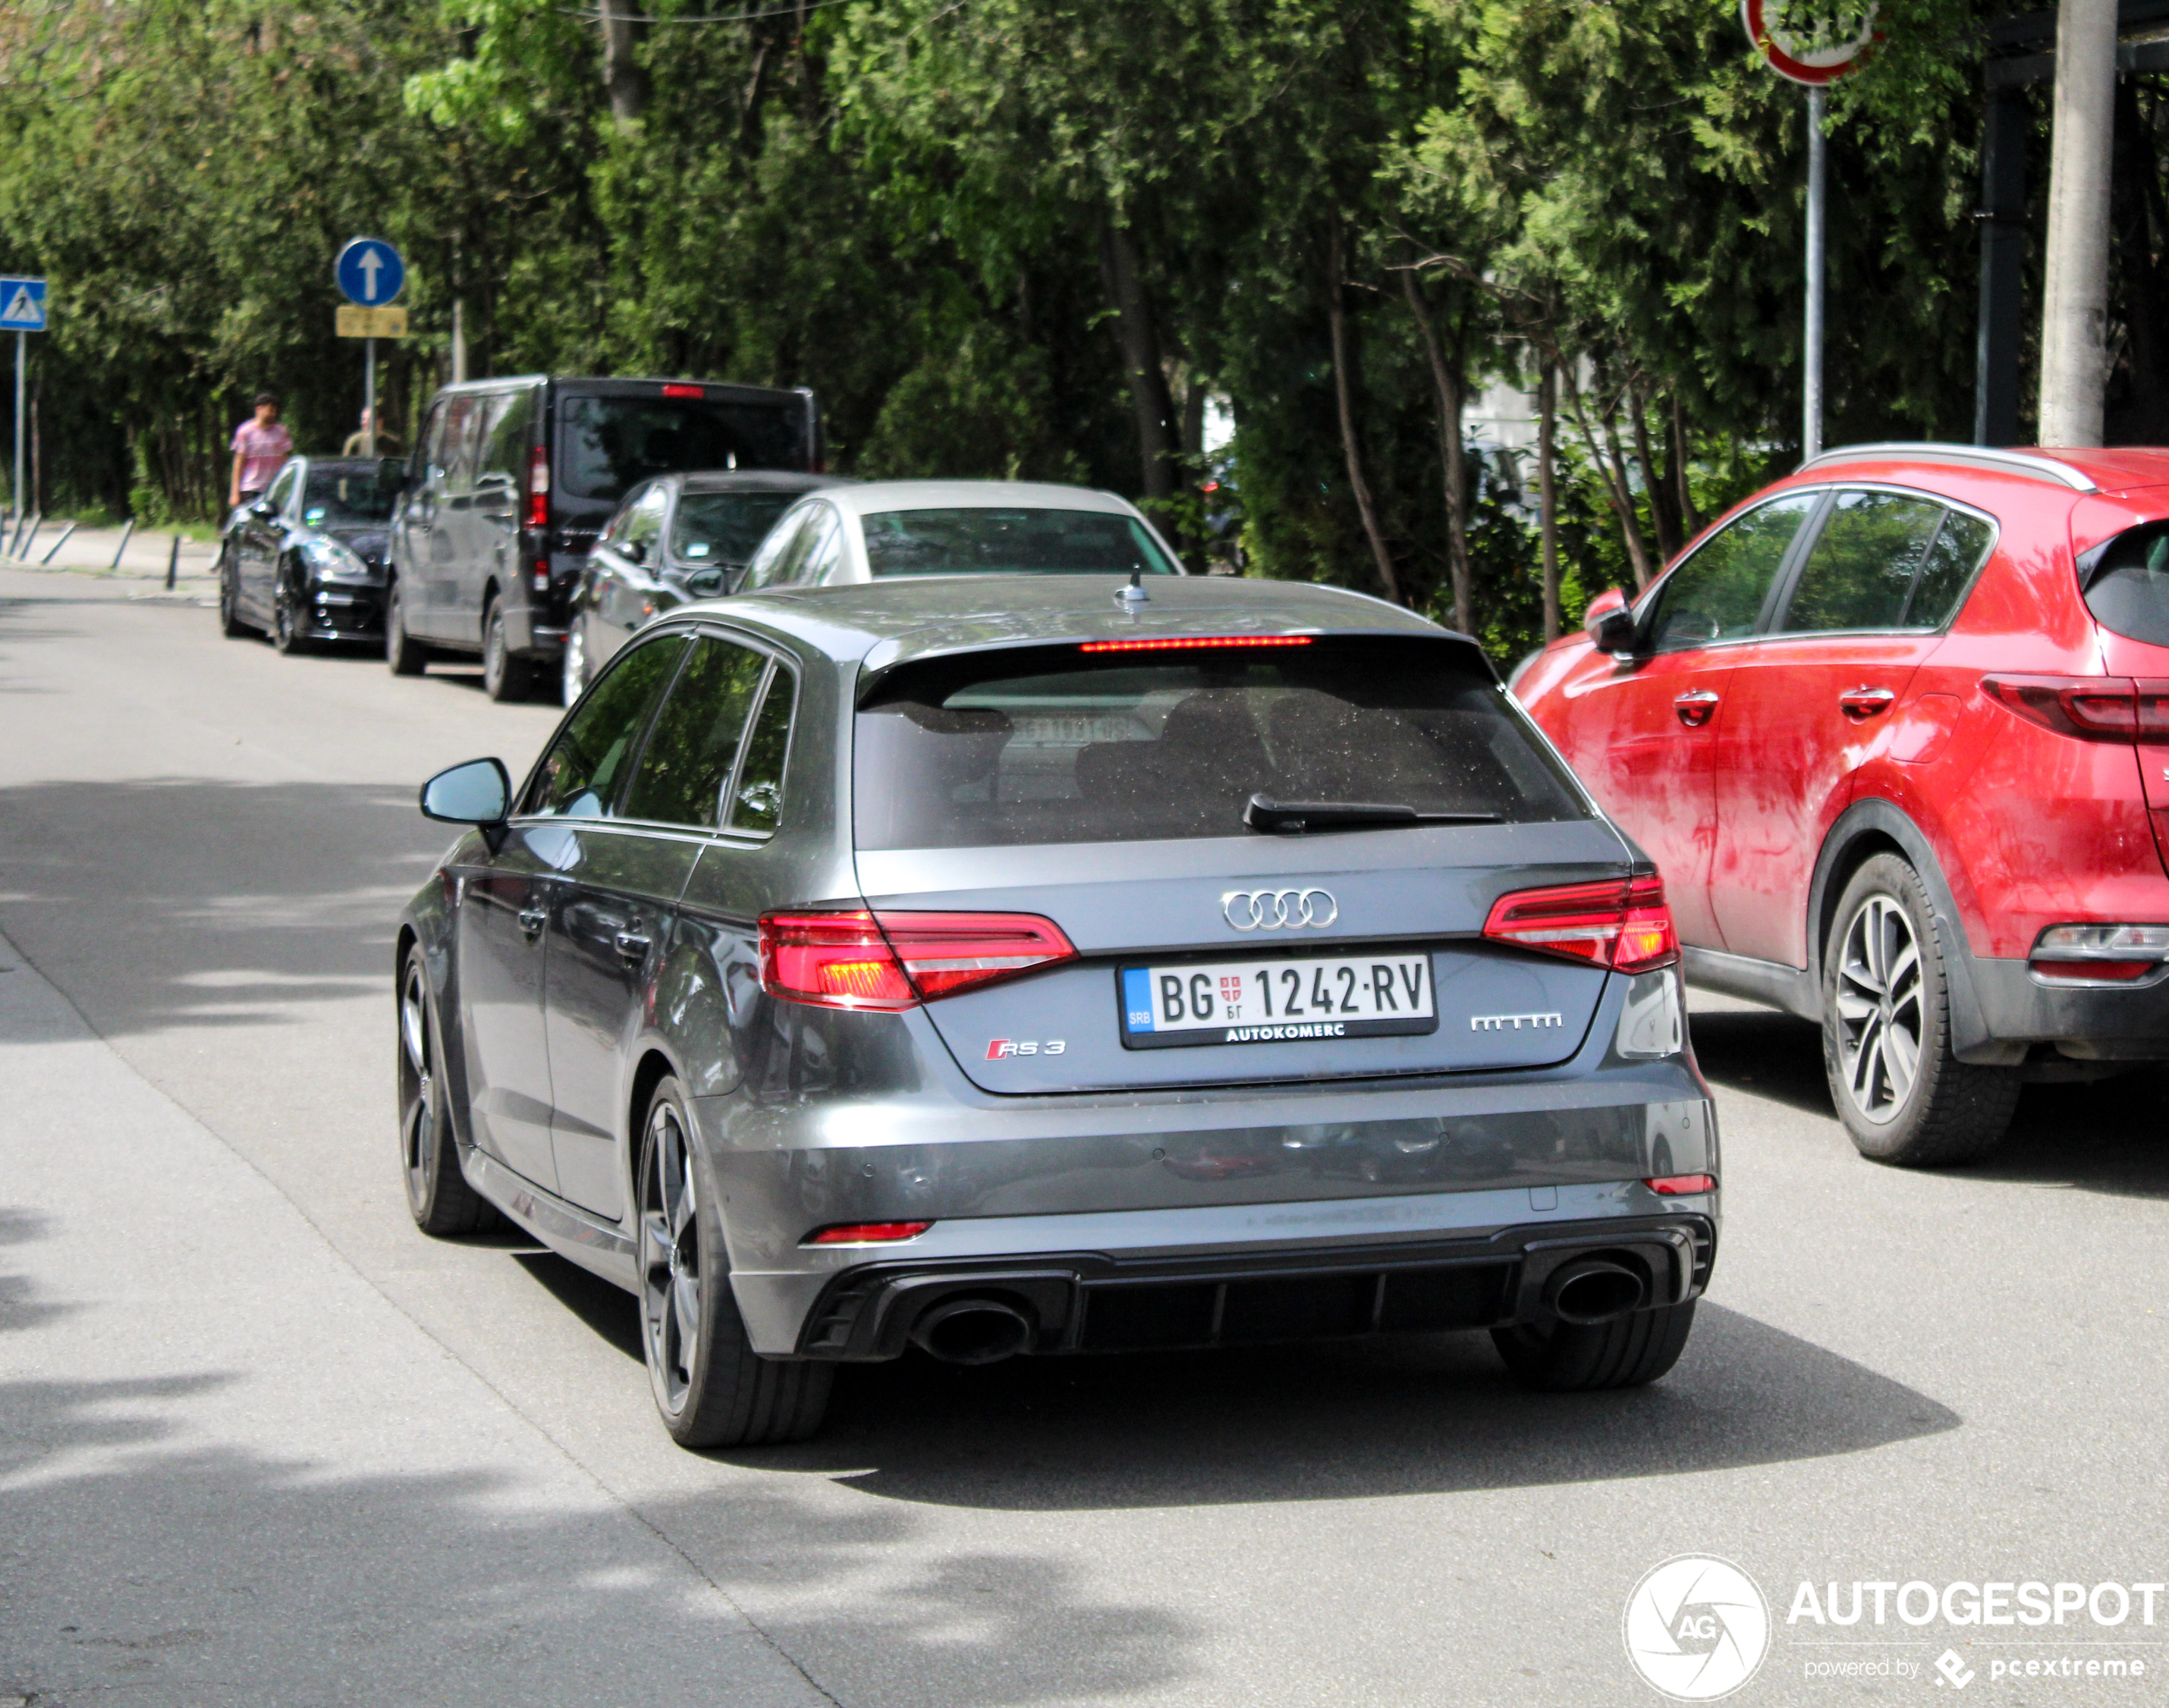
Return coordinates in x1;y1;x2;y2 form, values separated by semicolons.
986;1038;1067;1059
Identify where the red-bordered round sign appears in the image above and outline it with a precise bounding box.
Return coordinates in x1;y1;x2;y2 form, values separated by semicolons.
1741;0;1880;85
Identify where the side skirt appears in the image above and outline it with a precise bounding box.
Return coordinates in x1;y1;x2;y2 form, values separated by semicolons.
465;1146;639;1291
1681;945;1818;1021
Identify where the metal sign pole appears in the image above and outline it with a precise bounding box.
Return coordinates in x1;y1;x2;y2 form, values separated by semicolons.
1804;85;1827;460
12;330;22;530
364;336;377;457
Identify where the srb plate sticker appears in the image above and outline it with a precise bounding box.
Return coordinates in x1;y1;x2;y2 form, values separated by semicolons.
1120;955;1437;1050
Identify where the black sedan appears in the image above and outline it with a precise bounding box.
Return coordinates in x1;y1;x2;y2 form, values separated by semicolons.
218;456;400;652
564;469;848;704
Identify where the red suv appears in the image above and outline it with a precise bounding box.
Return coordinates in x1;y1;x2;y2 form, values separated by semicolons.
1514;443;2169;1167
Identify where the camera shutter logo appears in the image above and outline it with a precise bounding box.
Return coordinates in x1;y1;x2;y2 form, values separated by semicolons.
1622;1555;1769;1701
1220;888;1337;931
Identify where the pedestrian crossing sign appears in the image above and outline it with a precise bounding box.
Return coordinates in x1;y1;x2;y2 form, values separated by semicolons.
0;278;47;332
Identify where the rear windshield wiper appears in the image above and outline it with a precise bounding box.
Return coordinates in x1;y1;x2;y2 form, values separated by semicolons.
1243;794;1504;834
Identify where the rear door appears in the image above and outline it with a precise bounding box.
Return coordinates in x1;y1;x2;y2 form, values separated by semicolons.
1710;488;1987;967
850;635;1633;1095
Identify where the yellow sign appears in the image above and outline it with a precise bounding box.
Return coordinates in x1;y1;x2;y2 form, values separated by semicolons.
336;305;407;338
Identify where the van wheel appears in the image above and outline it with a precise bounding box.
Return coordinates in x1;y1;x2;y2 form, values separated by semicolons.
636;1077;833;1448
386;580;427;676
1821;853;2021;1167
1493;1301;1696;1391
481;596;533;703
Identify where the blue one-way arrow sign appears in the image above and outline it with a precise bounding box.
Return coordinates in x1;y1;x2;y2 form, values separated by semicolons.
335;238;404;307
0;278;48;331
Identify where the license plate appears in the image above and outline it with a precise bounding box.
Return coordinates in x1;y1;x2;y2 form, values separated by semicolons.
1120;955;1438;1050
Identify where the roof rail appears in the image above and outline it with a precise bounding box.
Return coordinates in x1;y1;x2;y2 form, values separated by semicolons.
1795;442;2098;492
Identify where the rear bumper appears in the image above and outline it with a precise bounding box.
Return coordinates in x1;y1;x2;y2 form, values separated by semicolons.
783;1206;1716;1361
1970;956;2169;1061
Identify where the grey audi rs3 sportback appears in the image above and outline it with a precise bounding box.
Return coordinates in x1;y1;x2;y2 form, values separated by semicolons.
396;575;1721;1448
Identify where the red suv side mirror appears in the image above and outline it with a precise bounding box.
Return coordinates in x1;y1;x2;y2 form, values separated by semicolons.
1583;588;1638;655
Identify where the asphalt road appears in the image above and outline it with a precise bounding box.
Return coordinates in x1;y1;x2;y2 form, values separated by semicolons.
2;563;2166;1708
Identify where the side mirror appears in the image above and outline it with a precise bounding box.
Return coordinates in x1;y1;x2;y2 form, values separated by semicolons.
1583;588;1638;655
620;537;647;565
420;757;511;825
249;500;277;520
377;458;408;496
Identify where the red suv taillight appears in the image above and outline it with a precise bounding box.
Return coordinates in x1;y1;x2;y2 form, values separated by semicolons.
757;910;1078;1010
1482;875;1679;974
2029;923;2169;985
527;444;550;531
1982;675;2169;741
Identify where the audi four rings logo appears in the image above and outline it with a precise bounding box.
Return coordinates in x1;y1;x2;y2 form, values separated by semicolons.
1221;888;1338;930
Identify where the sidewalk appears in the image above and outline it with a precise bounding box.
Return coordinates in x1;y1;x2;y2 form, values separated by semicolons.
0;518;220;585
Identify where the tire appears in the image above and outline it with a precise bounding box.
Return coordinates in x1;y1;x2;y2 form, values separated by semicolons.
561;618;588;708
218;547;255;638
636;1077;832;1448
272;577;311;655
1492;1301;1697;1392
481;596;534;703
386;579;427;676
1821;852;2021;1167
398;946;494;1236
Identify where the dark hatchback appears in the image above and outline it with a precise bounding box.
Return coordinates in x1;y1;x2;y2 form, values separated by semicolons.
397;576;1720;1449
565;469;851;704
218;456;398;652
387;375;822;700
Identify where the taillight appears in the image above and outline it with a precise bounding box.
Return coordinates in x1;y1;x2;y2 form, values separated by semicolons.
757;910;1077;1009
803;1221;932;1245
1482;875;1679;974
1982;675;2169;741
527;444;550;531
1646;1173;1716;1196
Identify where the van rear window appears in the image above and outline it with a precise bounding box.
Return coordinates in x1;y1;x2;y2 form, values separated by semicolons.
2080;520;2169;648
853;640;1587;849
558;395;809;503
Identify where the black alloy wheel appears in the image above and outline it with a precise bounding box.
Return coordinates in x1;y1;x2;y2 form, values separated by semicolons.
398;946;493;1236
1820;852;2022;1167
218;547;254;638
272;576;311;655
386;579;427;676
636;1077;832;1448
481;596;533;703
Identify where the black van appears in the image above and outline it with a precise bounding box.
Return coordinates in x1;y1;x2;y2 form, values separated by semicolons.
386;375;821;699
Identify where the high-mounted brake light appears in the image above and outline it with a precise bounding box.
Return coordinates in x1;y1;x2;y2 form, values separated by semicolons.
1482;875;1679;974
758;910;1078;1010
1982;675;2169;742
1646;1174;1716;1196
803;1221;932;1245
661;383;704;399
527;444;550;531
1079;635;1313;652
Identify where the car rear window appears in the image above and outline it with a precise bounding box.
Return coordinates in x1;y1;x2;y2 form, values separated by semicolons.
558;394;810;503
853;639;1586;849
672;490;801;564
2079;519;2169;648
859;508;1180;577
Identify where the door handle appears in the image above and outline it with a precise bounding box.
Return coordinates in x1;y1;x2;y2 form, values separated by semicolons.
613;930;652;965
1673;689;1722;728
1839;686;1897;720
517;904;548;940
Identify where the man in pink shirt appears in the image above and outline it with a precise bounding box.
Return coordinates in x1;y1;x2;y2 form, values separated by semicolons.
229;392;295;509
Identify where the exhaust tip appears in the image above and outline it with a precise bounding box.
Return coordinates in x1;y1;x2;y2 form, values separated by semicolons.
910;1296;1035;1366
1546;1257;1648;1326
